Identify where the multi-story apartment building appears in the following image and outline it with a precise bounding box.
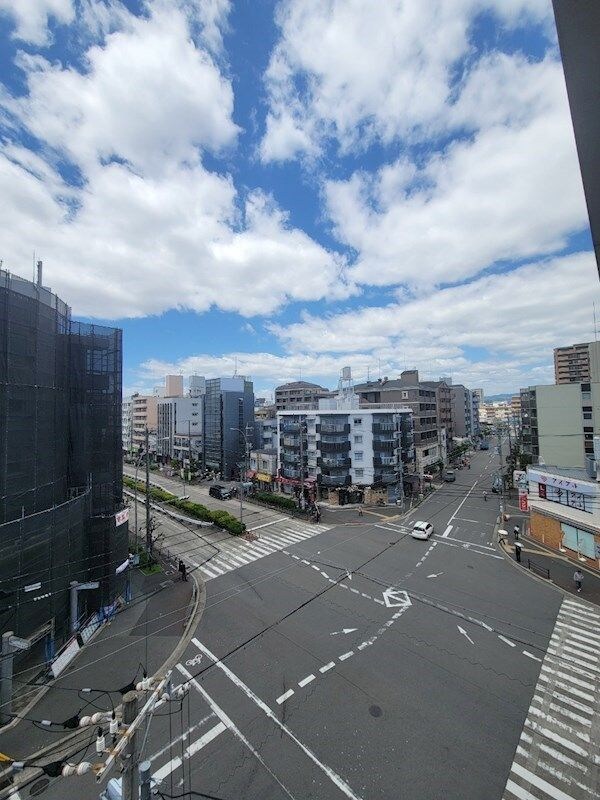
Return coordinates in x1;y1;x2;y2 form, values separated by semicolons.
0;268;127;654
249;448;278;490
471;392;480;438
422;379;453;462
449;384;474;439
277;393;414;503
122;398;133;453
355;372;438;474
520;382;600;468
554;341;600;384
131;393;158;451
157;396;203;462
204;377;255;478
275;380;330;410
473;388;484;406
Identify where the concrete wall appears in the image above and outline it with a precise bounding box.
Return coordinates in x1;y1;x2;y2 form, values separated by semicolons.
537;384;583;467
530;509;600;569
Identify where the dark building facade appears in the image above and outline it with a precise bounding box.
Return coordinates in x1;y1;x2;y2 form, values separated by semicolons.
275;380;330;411
203;377;255;479
0;269;127;652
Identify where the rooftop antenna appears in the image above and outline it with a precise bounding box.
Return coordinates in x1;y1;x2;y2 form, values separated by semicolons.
378;357;381;380
32;250;36;283
367;365;370;382
234;355;238;377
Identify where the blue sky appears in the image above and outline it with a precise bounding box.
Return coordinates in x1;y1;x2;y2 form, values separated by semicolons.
0;0;597;399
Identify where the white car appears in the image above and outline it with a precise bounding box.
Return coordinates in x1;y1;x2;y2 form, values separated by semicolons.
411;521;434;540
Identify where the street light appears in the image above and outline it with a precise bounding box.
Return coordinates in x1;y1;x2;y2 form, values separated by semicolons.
231;425;253;527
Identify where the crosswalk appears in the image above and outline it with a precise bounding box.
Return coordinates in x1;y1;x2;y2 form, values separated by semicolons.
503;596;600;800
186;519;331;581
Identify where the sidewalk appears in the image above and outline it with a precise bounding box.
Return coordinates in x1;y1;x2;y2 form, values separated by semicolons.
0;551;202;765
499;510;600;606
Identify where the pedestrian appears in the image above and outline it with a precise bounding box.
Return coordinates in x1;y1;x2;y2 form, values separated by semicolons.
358;505;363;517
178;559;187;582
483;490;488;501
513;524;520;540
574;569;584;593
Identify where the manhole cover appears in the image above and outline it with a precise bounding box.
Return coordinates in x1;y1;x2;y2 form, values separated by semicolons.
369;705;383;718
29;778;50;796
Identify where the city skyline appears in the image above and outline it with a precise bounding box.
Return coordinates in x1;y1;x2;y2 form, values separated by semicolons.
0;1;598;397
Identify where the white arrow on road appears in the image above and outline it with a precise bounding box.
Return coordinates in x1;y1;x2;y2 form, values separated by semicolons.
382;588;411;608
457;625;475;645
427;572;444;579
330;628;358;636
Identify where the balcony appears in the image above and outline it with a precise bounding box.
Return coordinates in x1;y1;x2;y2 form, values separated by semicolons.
318;423;350;435
319;440;351;453
373;440;395;452
320;456;351;468
372;422;396;434
320;474;351;487
374;456;397;467
280;467;306;480
374;472;398;485
282;437;301;449
280;422;301;433
283;452;305;464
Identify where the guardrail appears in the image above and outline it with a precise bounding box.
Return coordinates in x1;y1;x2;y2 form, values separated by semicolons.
527;559;550;579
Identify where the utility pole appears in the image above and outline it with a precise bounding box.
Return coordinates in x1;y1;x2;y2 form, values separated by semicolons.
496;424;505;516
121;691;139;800
145;426;151;555
139;760;151;800
298;416;305;510
1;631;30;725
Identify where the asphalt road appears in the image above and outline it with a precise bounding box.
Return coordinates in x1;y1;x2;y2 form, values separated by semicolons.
33;449;571;800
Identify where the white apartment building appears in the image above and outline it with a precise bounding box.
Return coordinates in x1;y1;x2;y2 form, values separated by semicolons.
277;393;414;502
157;396;203;462
131;393;158;451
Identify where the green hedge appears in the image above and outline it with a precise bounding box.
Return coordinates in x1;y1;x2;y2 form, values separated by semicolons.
123;476;245;536
252;491;298;511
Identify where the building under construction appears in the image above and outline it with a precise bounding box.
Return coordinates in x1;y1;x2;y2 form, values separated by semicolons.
0;267;127;661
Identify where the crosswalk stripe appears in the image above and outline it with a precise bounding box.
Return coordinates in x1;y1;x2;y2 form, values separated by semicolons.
562;600;600;621
200;564;221;578
502;596;600;800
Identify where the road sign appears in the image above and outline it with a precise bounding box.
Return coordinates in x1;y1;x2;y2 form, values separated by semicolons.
382;588;411;608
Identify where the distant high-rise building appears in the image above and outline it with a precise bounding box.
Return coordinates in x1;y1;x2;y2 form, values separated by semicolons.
554;341;600;384
204;377;255;478
275;381;330;410
165;374;184;397
473;388;484;406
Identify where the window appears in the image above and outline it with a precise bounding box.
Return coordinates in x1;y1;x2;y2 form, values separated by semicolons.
402;391;409;399
583;413;592;420
355;451;363;461
355;468;364;477
353;418;362;425
561;524;595;558
354;435;362;444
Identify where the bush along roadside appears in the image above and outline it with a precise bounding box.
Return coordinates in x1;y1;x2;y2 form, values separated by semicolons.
251;491;300;512
123;476;246;536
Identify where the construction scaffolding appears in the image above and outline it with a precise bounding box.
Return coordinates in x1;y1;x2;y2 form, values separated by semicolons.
0;268;126;650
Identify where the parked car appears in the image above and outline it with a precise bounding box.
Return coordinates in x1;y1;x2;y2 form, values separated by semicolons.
209;484;232;500
411;521;434;540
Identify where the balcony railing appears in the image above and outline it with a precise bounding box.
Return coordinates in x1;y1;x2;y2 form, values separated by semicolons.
374;456;397;466
319;441;351;453
373;440;395;452
318;423;350;435
320;456;351;468
320;474;351;487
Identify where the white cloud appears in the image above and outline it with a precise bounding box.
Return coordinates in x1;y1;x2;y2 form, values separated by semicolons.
260;0;553;162
271;252;600;360
7;3;238;176
0;0;74;45
325;54;587;289
0;1;351;318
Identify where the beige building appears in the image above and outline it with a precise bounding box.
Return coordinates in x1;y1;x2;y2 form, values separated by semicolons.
521;382;600;468
131;393;158;450
554;341;600;384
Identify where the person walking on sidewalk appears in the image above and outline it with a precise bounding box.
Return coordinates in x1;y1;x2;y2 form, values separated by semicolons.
574;569;584;593
513;524;520;540
178;559;188;582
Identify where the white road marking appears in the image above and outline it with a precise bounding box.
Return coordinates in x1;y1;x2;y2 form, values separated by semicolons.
319;661;336;673
427;572;444;578
448;479;479;524
498;635;516;647
457;625;475;645
298;674;316;688
276;689;295;705
190;639;364;800
339;651;354;661
522;650;542;663
512;759;581;799
442;524;453;538
153;722;228;781
176;664;296;800
331;628;358;636
248;517;290;531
